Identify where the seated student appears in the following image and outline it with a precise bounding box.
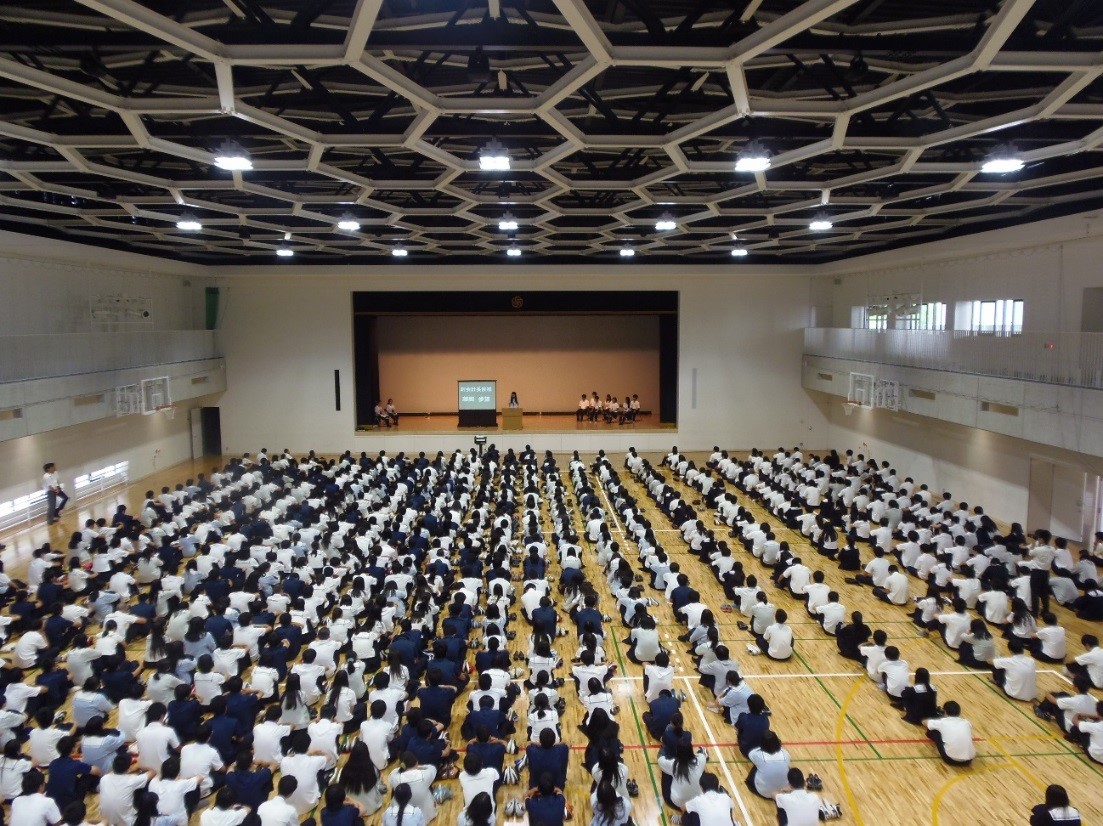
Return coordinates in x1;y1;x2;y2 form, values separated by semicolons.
745;732;791;799
957;619;996;670
932;598;971;650
993;638;1039;702
813;592;846;635
775;768;826;826
683;772;735;826
644;653;675;703
697;645;739;695
900;668;939;725
643;689;681;741
657;739;707;811
1030;613;1067;664
752;610;793;661
524;774;568;826
925;701;975;766
626;616;661;664
373;401;393;428
858;630;888;681
1072;579;1103;621
873;565;910;606
1028;785;1082;826
877;646;910;705
709;670;753;725
735;694;771;757
1035;676;1097;736
525;728;569;790
835;612;871;662
1067;635;1103;690
1071;700;1103;764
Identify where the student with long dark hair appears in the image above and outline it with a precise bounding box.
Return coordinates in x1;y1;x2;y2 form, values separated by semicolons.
382;782;425;826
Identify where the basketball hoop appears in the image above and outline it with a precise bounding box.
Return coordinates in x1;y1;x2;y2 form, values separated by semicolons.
843;401;860;417
156;404;176;420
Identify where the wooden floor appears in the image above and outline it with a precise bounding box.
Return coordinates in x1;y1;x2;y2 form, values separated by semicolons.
3;451;1101;826
354;412;671;433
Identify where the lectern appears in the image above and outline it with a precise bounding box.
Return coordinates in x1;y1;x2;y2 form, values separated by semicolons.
502;407;523;431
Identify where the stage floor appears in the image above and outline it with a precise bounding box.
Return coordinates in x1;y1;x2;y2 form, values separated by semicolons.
356;412;673;434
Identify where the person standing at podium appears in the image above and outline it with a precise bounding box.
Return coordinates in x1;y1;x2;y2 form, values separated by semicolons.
508;392;520;409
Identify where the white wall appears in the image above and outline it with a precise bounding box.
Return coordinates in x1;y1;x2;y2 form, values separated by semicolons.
0;232;217;507
821;213;1103;333
212;266;827;455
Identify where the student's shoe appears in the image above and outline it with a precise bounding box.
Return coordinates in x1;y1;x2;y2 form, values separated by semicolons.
678;634;690;642
602;613;613;622
806;773;823;791
747;644;760;655
505;799;518;817
512;651;526;662
720;604;734;613
514;754;528;772
1033;705;1054;721
626;779;639;797
505;738;518;754
556;627;569;637
820;802;842;820
634;574;644;583
736;621;749;631
676;690;688;702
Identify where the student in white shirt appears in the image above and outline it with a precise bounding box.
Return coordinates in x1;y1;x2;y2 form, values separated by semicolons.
753;610;794;661
684;772;735;825
10;769;60;826
257;776;301;826
1030;613;1067;664
993;638;1038;702
1068;634;1103;689
877;647;910;701
774;768;824;826
925;701;975;765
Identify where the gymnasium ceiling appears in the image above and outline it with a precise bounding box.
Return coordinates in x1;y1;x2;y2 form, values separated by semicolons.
1;1;1103;264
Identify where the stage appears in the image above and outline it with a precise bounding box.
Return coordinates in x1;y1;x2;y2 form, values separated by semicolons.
351;413;681;454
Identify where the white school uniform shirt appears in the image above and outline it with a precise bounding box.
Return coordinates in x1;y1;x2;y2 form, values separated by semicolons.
926;716;976;762
878;659;910;697
992;653;1038;701
775;789;822;826
257;796;299;826
99;771;150;826
883;571;910;605
10;792;61;826
644;663;675;703
763;623;793;659
1035;625;1067;660
1078;719;1103;762
860;644;886;680
816;602;846;634
1074;647;1103;686
135;720;179;772
684;789;735;825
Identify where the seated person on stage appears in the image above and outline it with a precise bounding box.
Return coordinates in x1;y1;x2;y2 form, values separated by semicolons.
576;394;589;422
373;400;394;428
385;398;399;426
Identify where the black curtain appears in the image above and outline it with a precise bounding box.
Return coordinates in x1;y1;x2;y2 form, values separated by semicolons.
352;315;380;427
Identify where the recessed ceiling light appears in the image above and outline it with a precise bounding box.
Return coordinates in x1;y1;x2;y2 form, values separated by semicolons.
619;247;635;257
731;247;749;257
213;141;252;171
498;213;519;231
980;151;1024;174
391;246;408;257
655;213;676;231
479;139;511;171
336;218;360;231
809;214;833;231
735;141;771;172
276;247;293;257
506;246;522;257
175;215;202;231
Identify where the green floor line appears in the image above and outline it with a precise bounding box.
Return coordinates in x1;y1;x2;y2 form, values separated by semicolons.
793;650;884;759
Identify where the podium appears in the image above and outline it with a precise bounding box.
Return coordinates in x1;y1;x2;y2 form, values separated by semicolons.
502;407;523;431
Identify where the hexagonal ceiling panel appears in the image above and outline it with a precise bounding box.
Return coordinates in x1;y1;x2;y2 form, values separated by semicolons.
0;0;1101;264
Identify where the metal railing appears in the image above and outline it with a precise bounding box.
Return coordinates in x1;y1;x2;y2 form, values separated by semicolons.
804;328;1103;390
0;330;220;383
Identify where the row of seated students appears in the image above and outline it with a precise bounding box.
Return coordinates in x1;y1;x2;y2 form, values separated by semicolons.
0;445;694;826
576;451;843;824
631;443;1093;823
575;395;641;425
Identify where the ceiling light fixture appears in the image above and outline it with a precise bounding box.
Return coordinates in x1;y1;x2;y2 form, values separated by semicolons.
276;247;294;257
655;213;676;231
809;213;833;231
619;246;635;258
731;247;749;257
213;141;252;171
735;140;771;172
506;246;522;257
175;214;202;231
336;216;361;231
498;213;519;231
981;146;1024;174
391;246;408;257
479;140;511;171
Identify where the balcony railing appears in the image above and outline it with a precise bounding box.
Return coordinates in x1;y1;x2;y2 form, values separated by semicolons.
804;328;1103;390
0;330;220;383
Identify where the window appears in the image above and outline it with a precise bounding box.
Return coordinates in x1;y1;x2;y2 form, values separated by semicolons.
866;309;888;331
969;299;1023;335
73;461;129;498
0;491;47;531
916;301;947;331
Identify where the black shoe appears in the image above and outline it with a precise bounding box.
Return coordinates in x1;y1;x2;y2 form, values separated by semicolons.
736;621;749;631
